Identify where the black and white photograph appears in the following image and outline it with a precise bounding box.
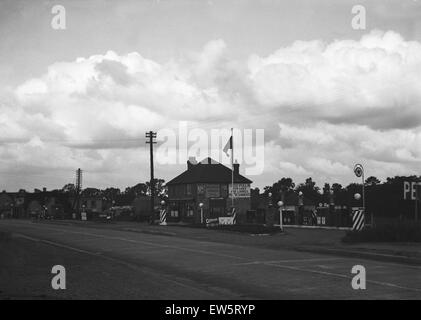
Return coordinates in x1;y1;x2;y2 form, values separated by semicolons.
0;0;421;305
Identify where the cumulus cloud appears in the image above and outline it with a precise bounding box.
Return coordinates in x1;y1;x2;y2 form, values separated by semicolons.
1;30;421;190
249;30;421;129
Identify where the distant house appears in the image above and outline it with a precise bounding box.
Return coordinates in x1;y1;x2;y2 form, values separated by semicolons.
0;189;73;219
166;157;252;223
132;196;160;221
80;196;112;214
0;191;13;218
27;199;43;217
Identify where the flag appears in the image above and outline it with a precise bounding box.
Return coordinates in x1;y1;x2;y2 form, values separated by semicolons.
223;135;232;157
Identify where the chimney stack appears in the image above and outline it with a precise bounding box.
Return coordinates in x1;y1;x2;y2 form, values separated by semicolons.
233;160;239;175
187;156;197;170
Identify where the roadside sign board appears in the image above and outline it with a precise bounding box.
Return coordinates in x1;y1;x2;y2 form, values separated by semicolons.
218;217;234;225
205;218;219;227
403;181;421;200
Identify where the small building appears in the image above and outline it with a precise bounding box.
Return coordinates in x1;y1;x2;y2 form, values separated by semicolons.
132;195;160;221
166;157;252;224
80;196;112;214
27;200;43;217
0;191;13;218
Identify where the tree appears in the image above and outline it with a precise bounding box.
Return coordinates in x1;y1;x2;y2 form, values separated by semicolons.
119;183;148;205
295;177;321;204
102;187;121;203
264;178;295;194
345;182;363;200
81;188;101;197
331;183;343;194
62;183;76;194
365;176;381;186
331;183;347;205
146;179;167;198
386;176;418;185
263;178;295;203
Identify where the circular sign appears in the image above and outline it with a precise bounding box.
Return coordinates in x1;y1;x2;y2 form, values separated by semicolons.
354;164;363;177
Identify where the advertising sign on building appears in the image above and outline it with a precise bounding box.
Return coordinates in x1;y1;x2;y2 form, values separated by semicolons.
205;184;220;198
206;218;219;227
229;184;250;198
218;217;234;225
197;184;205;195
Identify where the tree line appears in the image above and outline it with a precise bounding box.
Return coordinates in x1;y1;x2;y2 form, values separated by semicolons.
256;175;420;218
56;178;167;206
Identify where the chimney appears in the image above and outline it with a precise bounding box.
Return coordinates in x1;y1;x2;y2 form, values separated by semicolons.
207;157;211;164
233;160;239;175
187;156;197;170
43;187;47;193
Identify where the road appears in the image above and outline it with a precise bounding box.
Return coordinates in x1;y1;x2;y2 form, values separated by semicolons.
0;219;420;299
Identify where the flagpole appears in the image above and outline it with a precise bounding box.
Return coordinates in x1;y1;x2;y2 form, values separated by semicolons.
231;128;234;208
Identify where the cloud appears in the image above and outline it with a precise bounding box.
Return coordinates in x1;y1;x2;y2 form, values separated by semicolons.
248;30;421;130
1;30;421;190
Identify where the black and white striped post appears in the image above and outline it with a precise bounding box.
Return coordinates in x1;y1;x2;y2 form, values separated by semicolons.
231;207;237;225
352;193;365;231
159;200;167;226
353;164;365;212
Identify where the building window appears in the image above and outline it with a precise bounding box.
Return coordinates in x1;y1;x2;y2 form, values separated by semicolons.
91;200;96;208
197;184;205;195
170;210;179;217
176;185;184;196
186;205;194;217
186;184;192;195
221;184;228;197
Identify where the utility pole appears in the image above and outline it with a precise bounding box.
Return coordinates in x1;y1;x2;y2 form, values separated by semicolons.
75;168;82;217
414;179;421;222
146;131;157;219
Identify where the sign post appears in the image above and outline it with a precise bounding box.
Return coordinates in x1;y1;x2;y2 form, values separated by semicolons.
159;200;167;226
199;202;204;224
277;201;284;231
354;164;366;222
415;183;421;221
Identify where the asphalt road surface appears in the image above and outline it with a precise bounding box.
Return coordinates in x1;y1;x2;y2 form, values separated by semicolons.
1;219;420;299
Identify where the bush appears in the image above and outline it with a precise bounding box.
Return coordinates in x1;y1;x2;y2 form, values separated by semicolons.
342;221;421;243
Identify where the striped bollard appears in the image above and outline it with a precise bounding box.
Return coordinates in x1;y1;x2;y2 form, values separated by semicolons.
231;207;237;225
352;208;365;231
160;208;167;226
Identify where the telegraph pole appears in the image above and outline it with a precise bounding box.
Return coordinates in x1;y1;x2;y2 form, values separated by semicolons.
75;168;82;217
146;131;157;219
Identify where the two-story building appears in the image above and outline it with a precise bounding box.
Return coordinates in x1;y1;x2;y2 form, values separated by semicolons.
166;157;252;224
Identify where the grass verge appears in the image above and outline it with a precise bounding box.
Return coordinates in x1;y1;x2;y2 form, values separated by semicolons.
342;221;421;243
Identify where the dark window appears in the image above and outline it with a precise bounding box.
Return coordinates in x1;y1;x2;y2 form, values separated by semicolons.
186;184;192;195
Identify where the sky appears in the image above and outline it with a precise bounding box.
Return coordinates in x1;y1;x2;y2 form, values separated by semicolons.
1;0;421;191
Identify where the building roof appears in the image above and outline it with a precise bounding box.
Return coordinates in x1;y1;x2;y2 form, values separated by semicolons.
167;157;252;185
